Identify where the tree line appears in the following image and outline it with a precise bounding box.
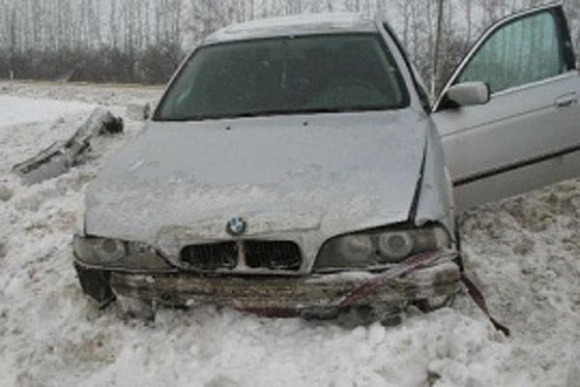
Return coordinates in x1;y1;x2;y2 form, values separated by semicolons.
0;0;578;90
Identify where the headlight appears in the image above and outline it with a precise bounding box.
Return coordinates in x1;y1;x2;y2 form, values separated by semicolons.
378;231;414;260
314;225;451;272
73;235;173;271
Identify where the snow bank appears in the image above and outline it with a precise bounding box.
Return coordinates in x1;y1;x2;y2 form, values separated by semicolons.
0;95;94;128
0;81;578;387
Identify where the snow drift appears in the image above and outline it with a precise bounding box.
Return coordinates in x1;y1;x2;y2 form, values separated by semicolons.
0;82;578;387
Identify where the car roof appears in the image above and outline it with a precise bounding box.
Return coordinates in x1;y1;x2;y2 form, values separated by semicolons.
204;13;379;45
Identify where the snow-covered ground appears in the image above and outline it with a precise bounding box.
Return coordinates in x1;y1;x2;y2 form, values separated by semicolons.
0;81;579;387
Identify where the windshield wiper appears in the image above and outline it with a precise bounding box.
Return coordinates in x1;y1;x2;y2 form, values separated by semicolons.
160;115;209;122
161;110;304;121
219;106;389;119
158;105;390;122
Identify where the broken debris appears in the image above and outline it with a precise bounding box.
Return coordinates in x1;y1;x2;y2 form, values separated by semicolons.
12;107;123;185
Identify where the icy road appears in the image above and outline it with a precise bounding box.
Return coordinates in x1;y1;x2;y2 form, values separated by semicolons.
0;82;579;387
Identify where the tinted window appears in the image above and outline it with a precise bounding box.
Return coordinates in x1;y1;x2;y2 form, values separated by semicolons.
458;11;565;93
156;34;409;121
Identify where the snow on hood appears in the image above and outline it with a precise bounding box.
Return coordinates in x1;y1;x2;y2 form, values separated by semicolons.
85;110;426;250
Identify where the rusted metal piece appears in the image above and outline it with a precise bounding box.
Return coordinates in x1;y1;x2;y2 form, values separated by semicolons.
12;107;123;185
109;251;460;314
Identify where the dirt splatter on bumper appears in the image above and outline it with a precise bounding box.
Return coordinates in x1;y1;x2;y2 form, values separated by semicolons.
103;250;461;313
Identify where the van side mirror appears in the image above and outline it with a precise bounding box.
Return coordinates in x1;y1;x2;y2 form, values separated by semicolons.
445;82;490;107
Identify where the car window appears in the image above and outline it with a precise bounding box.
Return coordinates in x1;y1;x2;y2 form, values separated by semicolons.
155;34;409;121
457;11;566;94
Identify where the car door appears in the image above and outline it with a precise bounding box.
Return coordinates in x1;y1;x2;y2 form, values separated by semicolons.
433;4;580;211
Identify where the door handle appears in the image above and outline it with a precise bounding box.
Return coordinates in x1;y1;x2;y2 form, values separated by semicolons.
555;93;578;108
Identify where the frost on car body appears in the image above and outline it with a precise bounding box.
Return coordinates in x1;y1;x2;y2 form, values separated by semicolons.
73;5;580;320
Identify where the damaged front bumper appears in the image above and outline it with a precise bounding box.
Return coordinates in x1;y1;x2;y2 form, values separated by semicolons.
74;250;461;316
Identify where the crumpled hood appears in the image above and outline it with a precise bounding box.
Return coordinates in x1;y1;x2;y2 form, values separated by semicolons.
85;110;427;253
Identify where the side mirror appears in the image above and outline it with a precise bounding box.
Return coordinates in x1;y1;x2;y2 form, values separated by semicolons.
143;103;152;120
445;82;490;107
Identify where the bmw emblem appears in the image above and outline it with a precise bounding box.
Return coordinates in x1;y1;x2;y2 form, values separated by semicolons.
226;217;247;236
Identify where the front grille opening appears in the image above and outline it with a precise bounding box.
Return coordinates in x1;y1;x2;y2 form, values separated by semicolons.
245;241;302;271
180;242;238;271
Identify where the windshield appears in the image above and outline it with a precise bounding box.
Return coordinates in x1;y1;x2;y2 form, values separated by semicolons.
155;34;409;121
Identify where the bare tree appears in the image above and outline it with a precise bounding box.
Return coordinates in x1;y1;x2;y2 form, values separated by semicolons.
0;0;578;83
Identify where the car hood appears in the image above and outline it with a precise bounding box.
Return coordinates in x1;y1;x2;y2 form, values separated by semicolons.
85;110;427;253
